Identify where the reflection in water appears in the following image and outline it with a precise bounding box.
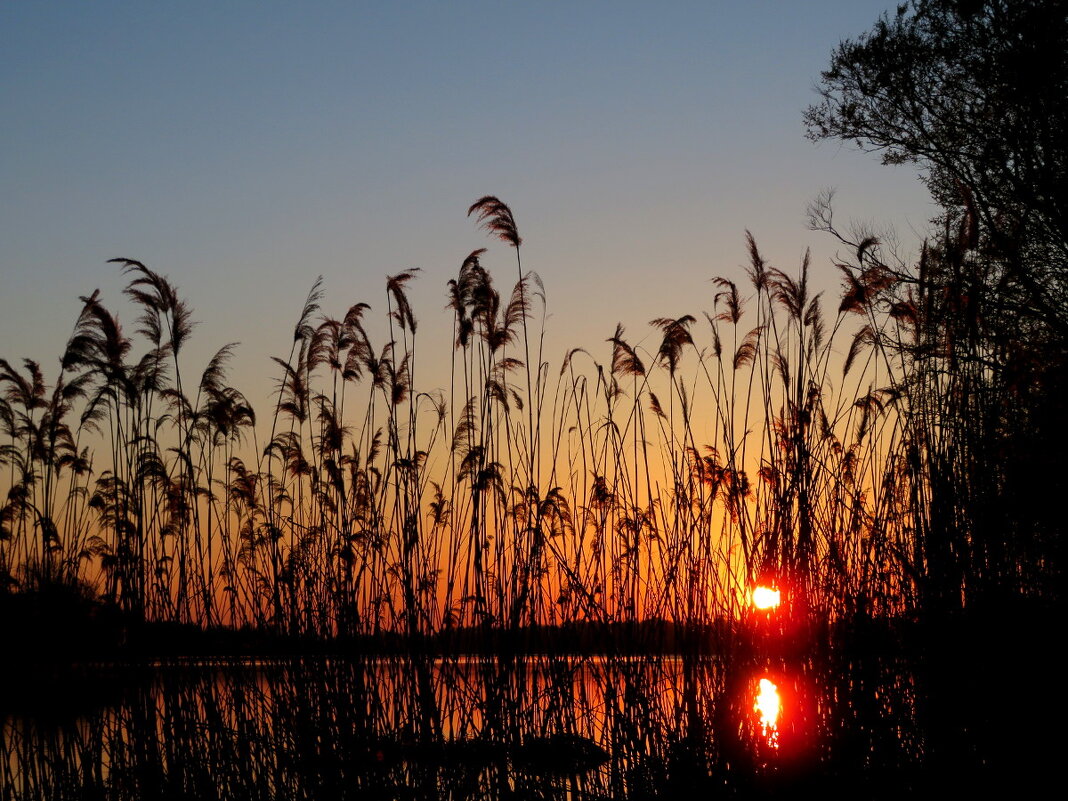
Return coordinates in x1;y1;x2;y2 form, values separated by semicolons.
753;677;781;749
0;653;954;799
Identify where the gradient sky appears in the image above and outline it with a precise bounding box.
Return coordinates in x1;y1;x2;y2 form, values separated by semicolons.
1;1;934;412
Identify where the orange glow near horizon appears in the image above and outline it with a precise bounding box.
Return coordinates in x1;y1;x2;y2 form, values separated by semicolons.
752;585;781;610
754;677;781;748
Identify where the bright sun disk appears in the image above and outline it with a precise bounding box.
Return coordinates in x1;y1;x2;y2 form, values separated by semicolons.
752;585;781;609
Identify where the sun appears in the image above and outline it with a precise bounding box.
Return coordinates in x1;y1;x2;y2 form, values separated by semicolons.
752;585;781;610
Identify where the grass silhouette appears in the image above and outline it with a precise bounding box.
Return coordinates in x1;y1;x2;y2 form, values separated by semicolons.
1;197;1056;642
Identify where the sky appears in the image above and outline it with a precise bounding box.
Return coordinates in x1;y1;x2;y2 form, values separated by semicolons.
1;1;934;412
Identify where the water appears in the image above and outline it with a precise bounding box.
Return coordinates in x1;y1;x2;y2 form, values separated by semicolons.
0;649;1053;799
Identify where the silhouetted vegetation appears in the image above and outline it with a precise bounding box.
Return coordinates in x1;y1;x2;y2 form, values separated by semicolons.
1;219;923;644
806;0;1067;617
2;1;1064;796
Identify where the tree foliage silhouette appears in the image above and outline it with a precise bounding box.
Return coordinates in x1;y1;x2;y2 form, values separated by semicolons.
806;0;1067;612
805;0;1068;333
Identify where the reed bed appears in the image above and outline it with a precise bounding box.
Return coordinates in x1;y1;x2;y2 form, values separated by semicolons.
1;196;957;640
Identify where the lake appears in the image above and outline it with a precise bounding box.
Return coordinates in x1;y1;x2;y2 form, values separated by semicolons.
0;644;1054;799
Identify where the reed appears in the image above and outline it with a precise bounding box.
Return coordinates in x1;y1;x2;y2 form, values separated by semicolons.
1;196;1056;650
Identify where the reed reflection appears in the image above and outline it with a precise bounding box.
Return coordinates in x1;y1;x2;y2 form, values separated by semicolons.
1;652;937;800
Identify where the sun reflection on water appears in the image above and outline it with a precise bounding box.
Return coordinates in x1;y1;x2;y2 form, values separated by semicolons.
754;677;781;749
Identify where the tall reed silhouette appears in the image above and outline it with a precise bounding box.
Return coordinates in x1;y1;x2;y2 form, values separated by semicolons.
5;195;1053;652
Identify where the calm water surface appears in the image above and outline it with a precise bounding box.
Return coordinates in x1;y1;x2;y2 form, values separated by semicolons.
0;650;1050;799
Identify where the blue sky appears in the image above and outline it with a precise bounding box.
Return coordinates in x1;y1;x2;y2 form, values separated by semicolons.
1;1;933;409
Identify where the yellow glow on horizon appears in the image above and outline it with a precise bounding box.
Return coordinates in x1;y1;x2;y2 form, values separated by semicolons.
752;585;780;610
754;677;781;748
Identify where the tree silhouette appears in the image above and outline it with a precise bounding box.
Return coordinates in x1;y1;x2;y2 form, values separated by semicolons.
806;0;1067;613
805;0;1068;333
